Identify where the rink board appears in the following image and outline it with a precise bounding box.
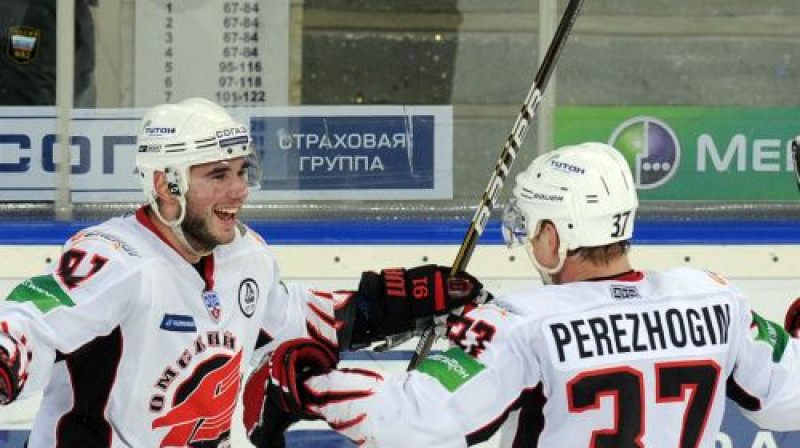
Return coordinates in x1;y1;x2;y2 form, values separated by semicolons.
0;218;799;447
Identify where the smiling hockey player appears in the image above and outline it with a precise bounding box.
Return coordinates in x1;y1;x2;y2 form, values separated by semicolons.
0;98;488;447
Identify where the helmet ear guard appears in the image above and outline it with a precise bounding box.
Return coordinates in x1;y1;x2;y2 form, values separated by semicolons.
164;167;182;197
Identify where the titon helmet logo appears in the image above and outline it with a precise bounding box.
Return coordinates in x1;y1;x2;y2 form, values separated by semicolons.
144;127;177;136
609;116;680;190
549;160;585;175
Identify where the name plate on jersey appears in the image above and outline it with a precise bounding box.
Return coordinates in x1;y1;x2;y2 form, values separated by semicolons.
543;300;731;370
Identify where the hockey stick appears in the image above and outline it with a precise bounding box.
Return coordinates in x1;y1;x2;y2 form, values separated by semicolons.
407;0;586;371
792;136;800;192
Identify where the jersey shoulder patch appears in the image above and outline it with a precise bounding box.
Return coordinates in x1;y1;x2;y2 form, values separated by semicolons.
750;311;789;362
6;275;75;313
417;347;486;392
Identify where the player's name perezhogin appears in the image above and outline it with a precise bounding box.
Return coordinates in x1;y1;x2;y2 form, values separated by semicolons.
548;303;730;363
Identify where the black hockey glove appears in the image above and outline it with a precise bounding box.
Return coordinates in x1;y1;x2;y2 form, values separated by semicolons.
356;264;489;340
785;297;800;338
243;339;339;447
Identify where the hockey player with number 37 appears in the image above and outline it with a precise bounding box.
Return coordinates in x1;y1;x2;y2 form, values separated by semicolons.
0;98;489;448
253;142;800;447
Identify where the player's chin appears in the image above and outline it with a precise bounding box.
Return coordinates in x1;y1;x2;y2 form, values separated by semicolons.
211;216;238;243
214;225;237;245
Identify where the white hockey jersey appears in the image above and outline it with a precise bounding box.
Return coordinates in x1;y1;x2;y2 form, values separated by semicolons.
313;268;800;447
0;207;342;447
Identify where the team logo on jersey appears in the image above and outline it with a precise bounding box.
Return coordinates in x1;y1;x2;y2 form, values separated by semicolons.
6;26;40;64
610;284;640;300
152;350;242;447
238;278;259;317
203;291;222;322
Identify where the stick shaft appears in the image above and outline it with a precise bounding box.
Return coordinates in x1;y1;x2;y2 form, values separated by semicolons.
407;0;586;371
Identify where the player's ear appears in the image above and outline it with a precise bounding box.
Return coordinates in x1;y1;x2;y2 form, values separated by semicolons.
531;221;561;268
540;221;561;254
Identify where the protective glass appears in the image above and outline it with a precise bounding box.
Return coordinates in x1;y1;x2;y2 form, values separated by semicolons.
792;136;800;192
501;198;529;248
243;149;263;190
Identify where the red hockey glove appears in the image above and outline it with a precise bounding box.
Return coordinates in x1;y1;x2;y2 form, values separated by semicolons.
243;339;338;447
243;357;298;447
270;338;338;415
0;329;29;405
785;297;800;338
357;265;490;338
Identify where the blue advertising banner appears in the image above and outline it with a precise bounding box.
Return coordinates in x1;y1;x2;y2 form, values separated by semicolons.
247;106;452;200
0;105;453;202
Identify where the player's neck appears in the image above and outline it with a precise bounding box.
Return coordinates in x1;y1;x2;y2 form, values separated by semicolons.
145;207;203;264
557;255;633;284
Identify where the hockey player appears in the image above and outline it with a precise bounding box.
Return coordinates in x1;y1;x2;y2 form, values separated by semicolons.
0;98;488;447
255;142;800;447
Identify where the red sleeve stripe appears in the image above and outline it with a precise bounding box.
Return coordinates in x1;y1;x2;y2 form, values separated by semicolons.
339;368;384;381
307;302;336;327
333;291;356;311
310;389;374;406
329;413;367;431
308;303;344;333
311;290;333;300
306;323;338;352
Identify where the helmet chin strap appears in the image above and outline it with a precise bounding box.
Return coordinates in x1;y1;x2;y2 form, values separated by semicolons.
150;196;212;260
525;236;567;285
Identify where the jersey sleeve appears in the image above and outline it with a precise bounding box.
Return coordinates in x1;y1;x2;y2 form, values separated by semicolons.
0;232;141;399
728;300;800;431
253;245;353;361
310;303;540;447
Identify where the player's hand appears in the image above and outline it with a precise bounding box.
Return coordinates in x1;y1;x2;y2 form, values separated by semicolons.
785;297;800;338
243;356;298;447
0;330;29;405
358;265;491;338
304;368;384;446
243;339;338;446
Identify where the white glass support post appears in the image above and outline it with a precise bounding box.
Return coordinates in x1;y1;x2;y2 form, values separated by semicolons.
56;0;75;220
536;0;557;157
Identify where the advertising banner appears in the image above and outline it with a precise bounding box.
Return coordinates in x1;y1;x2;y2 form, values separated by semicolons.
0;105;453;202
248;106;452;200
556;107;800;201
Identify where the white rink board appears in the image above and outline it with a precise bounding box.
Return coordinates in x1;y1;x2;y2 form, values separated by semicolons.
0;244;799;447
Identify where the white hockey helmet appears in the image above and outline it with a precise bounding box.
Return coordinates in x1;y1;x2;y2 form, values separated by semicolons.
502;142;638;273
136;97;259;208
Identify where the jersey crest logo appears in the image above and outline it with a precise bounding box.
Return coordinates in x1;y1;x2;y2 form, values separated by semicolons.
238;278;259;317
152;350;242;446
6;26;40;64
203;291;222;322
